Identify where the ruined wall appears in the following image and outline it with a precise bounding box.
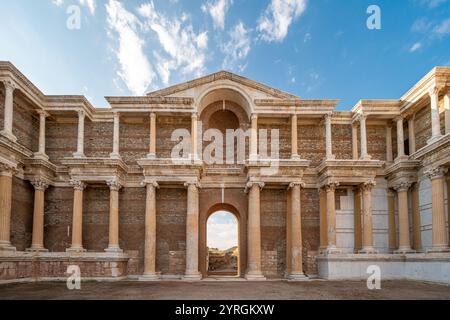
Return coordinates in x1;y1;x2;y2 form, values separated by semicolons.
46;120;78;164
157;116;191;159
44;187;73;252
10;177;34;251
261;188;286;278
12;93;39;152
332;124;353;160
85;121;113;158
415;104;432;151
120;118;149;164
298;124;325;167
367;125;387;161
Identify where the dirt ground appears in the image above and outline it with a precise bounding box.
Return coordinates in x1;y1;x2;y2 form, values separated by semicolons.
0;280;449;300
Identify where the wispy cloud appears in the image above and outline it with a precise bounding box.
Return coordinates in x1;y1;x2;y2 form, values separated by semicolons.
138;1;209;85
201;0;233;30
207;212;238;250
106;0;155;95
409;42;422;52
257;0;307;42
433;18;450;36
221;22;251;72
416;0;448;8
51;0;96;15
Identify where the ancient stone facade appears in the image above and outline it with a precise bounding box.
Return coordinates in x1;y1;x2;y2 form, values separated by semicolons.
0;62;449;283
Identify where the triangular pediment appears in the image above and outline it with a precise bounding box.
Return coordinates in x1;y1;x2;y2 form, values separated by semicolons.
146;70;299;100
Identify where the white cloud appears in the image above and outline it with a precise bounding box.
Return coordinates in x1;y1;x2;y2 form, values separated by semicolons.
433;18;450;36
138;1;208;85
418;0;448;8
52;0;64;6
201;0;233;30
257;0;307;42
207;212;238;250
106;0;156;95
79;0;96;15
221;22;251;72
409;42;422;52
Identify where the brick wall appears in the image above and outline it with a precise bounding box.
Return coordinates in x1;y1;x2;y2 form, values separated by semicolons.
12;92;39;152
120;119;149;164
415;105;432;151
83;186;109;251
301;188;320;275
298;124;325;166
46;120;78;163
157;116;191;159
367;125;387;161
259;120;291;159
10;177;34;251
85;121;113;158
332;124;353;160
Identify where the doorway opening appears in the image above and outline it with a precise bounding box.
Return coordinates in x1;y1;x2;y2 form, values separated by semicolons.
206;211;239;277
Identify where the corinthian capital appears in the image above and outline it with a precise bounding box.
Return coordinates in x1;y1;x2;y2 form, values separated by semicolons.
428;86;442;97
324;181;339;192
31;178;50;191
425;167;446;180
107;179;122;191
245;181;265;193
361;180;376;192
288;181;305;190
2;79;17;92
0;163;17;177
392;181;412;192
70;179;86;191
184;181;201;189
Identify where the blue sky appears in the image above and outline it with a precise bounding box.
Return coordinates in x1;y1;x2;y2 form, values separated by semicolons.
1;0;449;110
207;211;238;250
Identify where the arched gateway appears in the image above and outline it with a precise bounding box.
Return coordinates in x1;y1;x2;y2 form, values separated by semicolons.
1;65;449;284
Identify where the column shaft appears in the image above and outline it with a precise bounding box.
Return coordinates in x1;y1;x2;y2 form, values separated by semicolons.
67;181;86;252
408;117;416;155
325;113;334;160
110;113;120;159
288;183;306;280
74;111;85;158
353;187;362;252
325;182;340;253
184;183;201;280
387;190;397;252
291;114;299;159
0;169;15;251
386;125;393;162
36;111;49;159
359;182;377;253
106;180;122;252
352;124;359;160
445;93;450;135
360;115;370;160
428;87;442;143
191;113;198;160
1;81;16;141
394;183;413;253
148;113;157;158
250;115;258;160
426;168;449;251
28;180;49;252
141;182;158;280
319;188;328;251
246;182;265;279
396;117;405;159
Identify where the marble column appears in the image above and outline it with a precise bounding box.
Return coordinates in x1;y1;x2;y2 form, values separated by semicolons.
141;181;159;280
110;112;121;159
411;183;422;251
387;189;397;252
386;124;393;162
447;175;450;247
73;110;86;158
67;180;86;253
0;164;16;252
250;114;258;161
359;114;371;160
325;182;340;254
393;182;414;253
184;182;202;280
395;116;406;160
35;110;49;160
245;181;266;280
291;114;299;159
324;113;335;160
27;179;49;252
352;124;359;160
428;87;442;144
425;168;450;252
445;92;450;135
408;116;416;155
147;113;157;159
353;187;363;252
1;80;17;142
359;181;377;254
190;113;199;160
288;182;307;280
319;188;328;253
105;179;122;253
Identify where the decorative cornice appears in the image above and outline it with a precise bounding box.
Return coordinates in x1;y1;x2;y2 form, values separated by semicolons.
184;181;201;189
425;167;446;180
288;181;305;190
245;181;265;193
107;179;122;191
392;181;412;192
0;163;17;177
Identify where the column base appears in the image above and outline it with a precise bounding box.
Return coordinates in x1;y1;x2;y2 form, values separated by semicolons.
33;152;49;161
66;246;87;253
182;272;202;281
426;246;450;253
139;273;161;281
72;152;86;159
325;154;336;160
358;247;378;254
0;242;16;254
360;155;372;161
395;155;409;162
26;246;49;253
105;246;123;253
427;135;442;145
0;131;17;142
291;154;301;160
245;272;266;281
394;247;416;254
109;153;122;160
287;273;309;281
146;153;156;159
